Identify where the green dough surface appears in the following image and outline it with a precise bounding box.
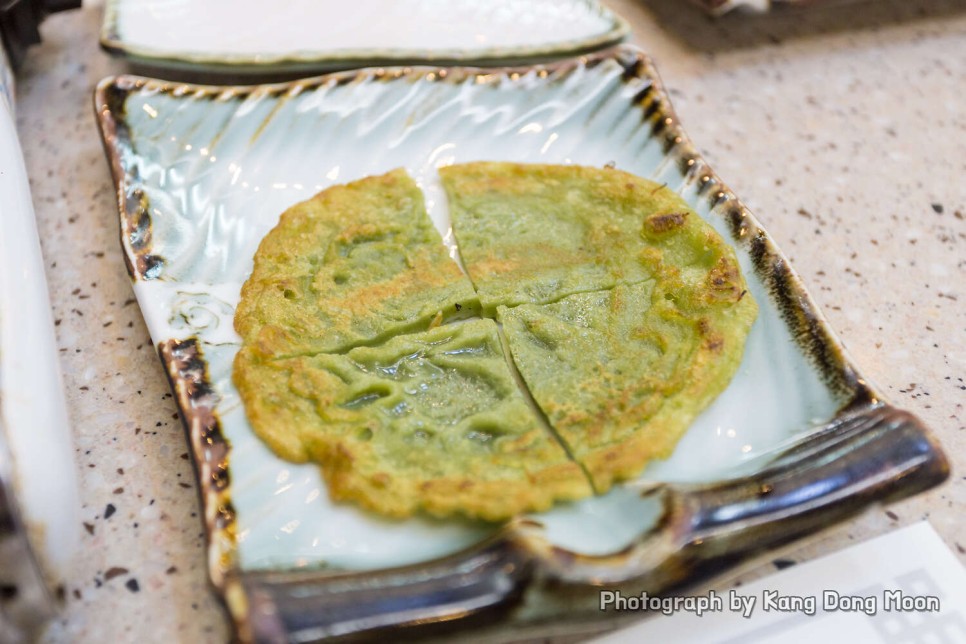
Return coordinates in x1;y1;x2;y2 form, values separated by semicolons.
440;162;734;314
499;279;757;492
233;163;757;519
234;319;591;520
235;169;478;358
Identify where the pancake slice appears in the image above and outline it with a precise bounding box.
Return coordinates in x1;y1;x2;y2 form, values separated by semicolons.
499;275;757;492
233;318;592;520
235;169;479;358
440;162;723;314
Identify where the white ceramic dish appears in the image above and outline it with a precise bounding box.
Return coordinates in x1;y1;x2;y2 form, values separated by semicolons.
100;0;628;75
95;46;947;641
0;44;81;636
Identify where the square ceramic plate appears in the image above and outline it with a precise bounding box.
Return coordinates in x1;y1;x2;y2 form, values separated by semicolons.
100;0;628;76
94;46;948;642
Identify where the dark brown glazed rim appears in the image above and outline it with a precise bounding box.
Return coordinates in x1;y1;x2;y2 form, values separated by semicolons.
94;46;949;642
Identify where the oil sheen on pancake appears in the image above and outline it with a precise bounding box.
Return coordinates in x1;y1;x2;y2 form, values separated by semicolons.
445;162;757;491
440;162;731;315
499;279;757;492
234;168;478;359
233;319;591;520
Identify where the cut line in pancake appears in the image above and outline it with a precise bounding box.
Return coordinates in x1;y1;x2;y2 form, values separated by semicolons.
233;163;757;519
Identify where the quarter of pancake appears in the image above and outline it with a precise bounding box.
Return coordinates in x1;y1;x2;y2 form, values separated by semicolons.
235;169;479;358
233;318;591;521
440;162;721;314
499;262;757;492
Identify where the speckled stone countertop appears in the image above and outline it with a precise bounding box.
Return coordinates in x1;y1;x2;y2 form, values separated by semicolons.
16;0;964;641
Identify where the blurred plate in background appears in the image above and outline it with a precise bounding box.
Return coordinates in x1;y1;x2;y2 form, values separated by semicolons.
100;0;628;76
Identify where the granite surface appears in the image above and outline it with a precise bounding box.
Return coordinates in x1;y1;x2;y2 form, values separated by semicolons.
15;0;964;641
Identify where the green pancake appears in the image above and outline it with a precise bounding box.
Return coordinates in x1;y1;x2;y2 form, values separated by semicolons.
234;163;757;519
235;169;479;358
499;274;757;492
440;162;727;314
233;319;591;520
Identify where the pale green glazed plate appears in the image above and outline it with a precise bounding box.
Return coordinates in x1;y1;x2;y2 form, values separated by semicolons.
100;0;628;76
94;46;948;642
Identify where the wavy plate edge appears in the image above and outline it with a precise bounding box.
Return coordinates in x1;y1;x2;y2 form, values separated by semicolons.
98;0;629;76
93;46;950;642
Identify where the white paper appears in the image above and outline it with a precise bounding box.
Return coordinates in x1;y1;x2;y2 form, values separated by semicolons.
593;522;966;644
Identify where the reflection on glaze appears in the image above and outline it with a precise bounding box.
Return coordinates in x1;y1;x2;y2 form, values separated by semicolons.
535;487;664;556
